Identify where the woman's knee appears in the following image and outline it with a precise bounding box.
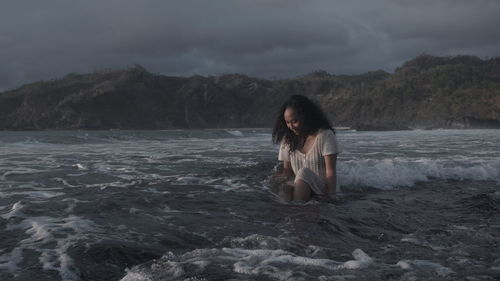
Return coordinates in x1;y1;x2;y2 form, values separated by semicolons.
295;167;313;182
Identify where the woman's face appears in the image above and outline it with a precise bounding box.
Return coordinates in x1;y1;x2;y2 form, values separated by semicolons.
284;107;301;135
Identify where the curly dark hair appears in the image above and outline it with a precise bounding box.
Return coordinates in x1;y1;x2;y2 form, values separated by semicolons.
272;95;334;152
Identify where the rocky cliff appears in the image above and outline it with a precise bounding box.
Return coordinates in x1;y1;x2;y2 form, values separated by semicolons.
1;55;499;130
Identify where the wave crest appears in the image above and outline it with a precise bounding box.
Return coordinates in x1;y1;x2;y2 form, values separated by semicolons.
339;157;500;189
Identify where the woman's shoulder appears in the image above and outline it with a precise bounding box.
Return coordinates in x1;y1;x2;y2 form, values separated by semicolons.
318;128;340;154
318;128;335;139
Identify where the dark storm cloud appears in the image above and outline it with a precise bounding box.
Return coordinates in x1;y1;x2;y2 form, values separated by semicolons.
1;0;499;90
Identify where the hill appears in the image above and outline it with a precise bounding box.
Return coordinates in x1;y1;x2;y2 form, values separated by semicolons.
1;55;499;130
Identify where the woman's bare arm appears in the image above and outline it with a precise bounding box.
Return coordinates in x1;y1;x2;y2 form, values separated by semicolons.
271;161;294;201
282;161;294;179
271;161;294;185
324;154;338;198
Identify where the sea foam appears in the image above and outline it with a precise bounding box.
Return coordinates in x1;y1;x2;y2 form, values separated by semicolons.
121;235;373;281
226;130;244;137
2;211;97;280
339;157;500;189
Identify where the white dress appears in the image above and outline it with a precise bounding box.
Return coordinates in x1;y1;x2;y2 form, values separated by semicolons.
278;129;340;194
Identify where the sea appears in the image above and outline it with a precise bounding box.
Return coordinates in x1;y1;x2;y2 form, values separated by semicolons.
0;129;499;281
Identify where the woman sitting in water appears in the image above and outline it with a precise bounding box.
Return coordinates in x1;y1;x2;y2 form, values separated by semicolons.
272;95;340;201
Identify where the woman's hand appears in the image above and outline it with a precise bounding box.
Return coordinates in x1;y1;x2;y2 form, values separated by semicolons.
272;160;294;183
270;174;289;185
272;161;292;181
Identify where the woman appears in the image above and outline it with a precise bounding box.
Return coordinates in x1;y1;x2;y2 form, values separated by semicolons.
272;95;340;201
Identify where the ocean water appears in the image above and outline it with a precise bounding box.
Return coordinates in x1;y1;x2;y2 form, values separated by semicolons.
0;129;499;281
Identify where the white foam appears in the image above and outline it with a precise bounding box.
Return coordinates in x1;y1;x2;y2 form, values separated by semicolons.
451;225;468;230
55;240;79;281
129;208;141;214
177;176;202;184
225;234;284;249
122;237;375;281
73;163;87;170
339;157;500;189
335;249;373;270
400;234;445;251
213;178;250;191
62;215;96;234
318;274;358;281
206;247;340;280
396;260;411;269
226;130;244;137
62;198;89;213
122;259;186;281
222;179;249;189
1;167;50;180
5;214;97;280
396;259;455;276
1;201;25;219
121;271;153;281
53;177;78;188
161;205;181;213
9;190;65;199
83;180;138;190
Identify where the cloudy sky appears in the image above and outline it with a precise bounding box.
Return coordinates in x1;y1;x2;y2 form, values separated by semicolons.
1;0;499;90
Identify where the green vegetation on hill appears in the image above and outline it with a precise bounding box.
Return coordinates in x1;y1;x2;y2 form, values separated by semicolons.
0;55;499;130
